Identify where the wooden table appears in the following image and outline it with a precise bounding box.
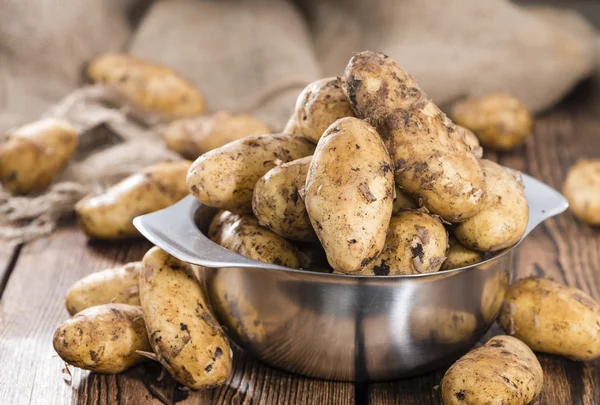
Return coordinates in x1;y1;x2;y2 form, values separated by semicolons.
1;80;600;405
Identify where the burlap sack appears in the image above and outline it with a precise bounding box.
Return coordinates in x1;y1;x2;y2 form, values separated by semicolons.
301;0;597;113
128;0;320;130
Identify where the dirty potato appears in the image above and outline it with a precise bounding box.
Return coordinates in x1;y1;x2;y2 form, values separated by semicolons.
498;277;600;361
87;53;205;122
283;116;300;134
187;134;315;213
290;77;355;142
563;159;600;226
66;262;142;315
441;237;484;270
356;211;447;276
252;156;315;241
392;186;419;214
163;112;271;159
140;247;232;390
305;117;394;273
456;160;529;252
220;215;300;268
343;51;486;222
76;160;190;239
441;335;543;405
53;303;150;373
451;92;533;151
456;124;483;158
207;210;240;244
0;118;78;194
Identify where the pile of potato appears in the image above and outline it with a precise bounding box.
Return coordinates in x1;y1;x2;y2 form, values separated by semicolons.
0;49;591;401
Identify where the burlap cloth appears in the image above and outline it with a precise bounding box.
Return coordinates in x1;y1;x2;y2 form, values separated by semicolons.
0;0;597;243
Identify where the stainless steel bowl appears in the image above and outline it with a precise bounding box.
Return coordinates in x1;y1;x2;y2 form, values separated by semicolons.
134;173;567;382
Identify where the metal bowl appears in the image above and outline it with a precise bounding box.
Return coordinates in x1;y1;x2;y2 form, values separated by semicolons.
134;173;568;382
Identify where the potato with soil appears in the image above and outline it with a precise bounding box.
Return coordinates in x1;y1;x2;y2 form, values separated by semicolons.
355;211;447;276
207;210;240;244
66;262;142;315
456;159;528;252
304;117;394;273
498;277;600;361
187;134;315;213
441;237;484;270
220;215;300;268
76;160;190;239
87;53;205;122
53;303;150;373
289;77;355;142
0;118;78;194
392;186;418;214
563;159;600;226
441;335;543;405
451;93;533;151
252;156;315;241
343;51;485;222
163;112;271;159
140;247;232;390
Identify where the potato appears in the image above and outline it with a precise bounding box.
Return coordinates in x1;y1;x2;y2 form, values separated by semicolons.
392;186;418;214
356;211;447;276
187;134;315;213
283;116;300;134
0;118;78;194
305;117;394;273
498;277;600;361
451;92;533;151
76;160;190;239
441;237;484;270
343;51;486;222
252;156;315;241
66;262;142;315
563;159;600;225
140;247;232;390
53;304;150;373
456;160;528;252
87;53;205;122
163;112;271;159
207;210;239;244
441;335;543;405
220;215;300;268
290;77;355;142
456;124;483;158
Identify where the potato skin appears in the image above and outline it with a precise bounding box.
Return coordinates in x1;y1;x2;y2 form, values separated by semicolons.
65;262;142;315
87;53;205;122
163;112;271;159
220;215;300;268
441;237;484;270
53;304;150;373
187;134;315;213
392;186;418;214
291;77;355;142
252;156;315;241
343;51;486;222
207;210;239;245
456;160;529;252
441;335;543;405
456;124;483;158
76;160;190;239
451;93;533;151
0;118;78;194
140;247;232;390
305;117;394;273
563;159;600;225
356;211;447;276
498;277;600;361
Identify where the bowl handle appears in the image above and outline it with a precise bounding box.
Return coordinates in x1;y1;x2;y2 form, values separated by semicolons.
521;173;568;238
133;195;290;270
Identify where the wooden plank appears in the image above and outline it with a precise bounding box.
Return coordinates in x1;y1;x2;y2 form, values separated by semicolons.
0;224;354;405
0;242;21;297
369;91;600;404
